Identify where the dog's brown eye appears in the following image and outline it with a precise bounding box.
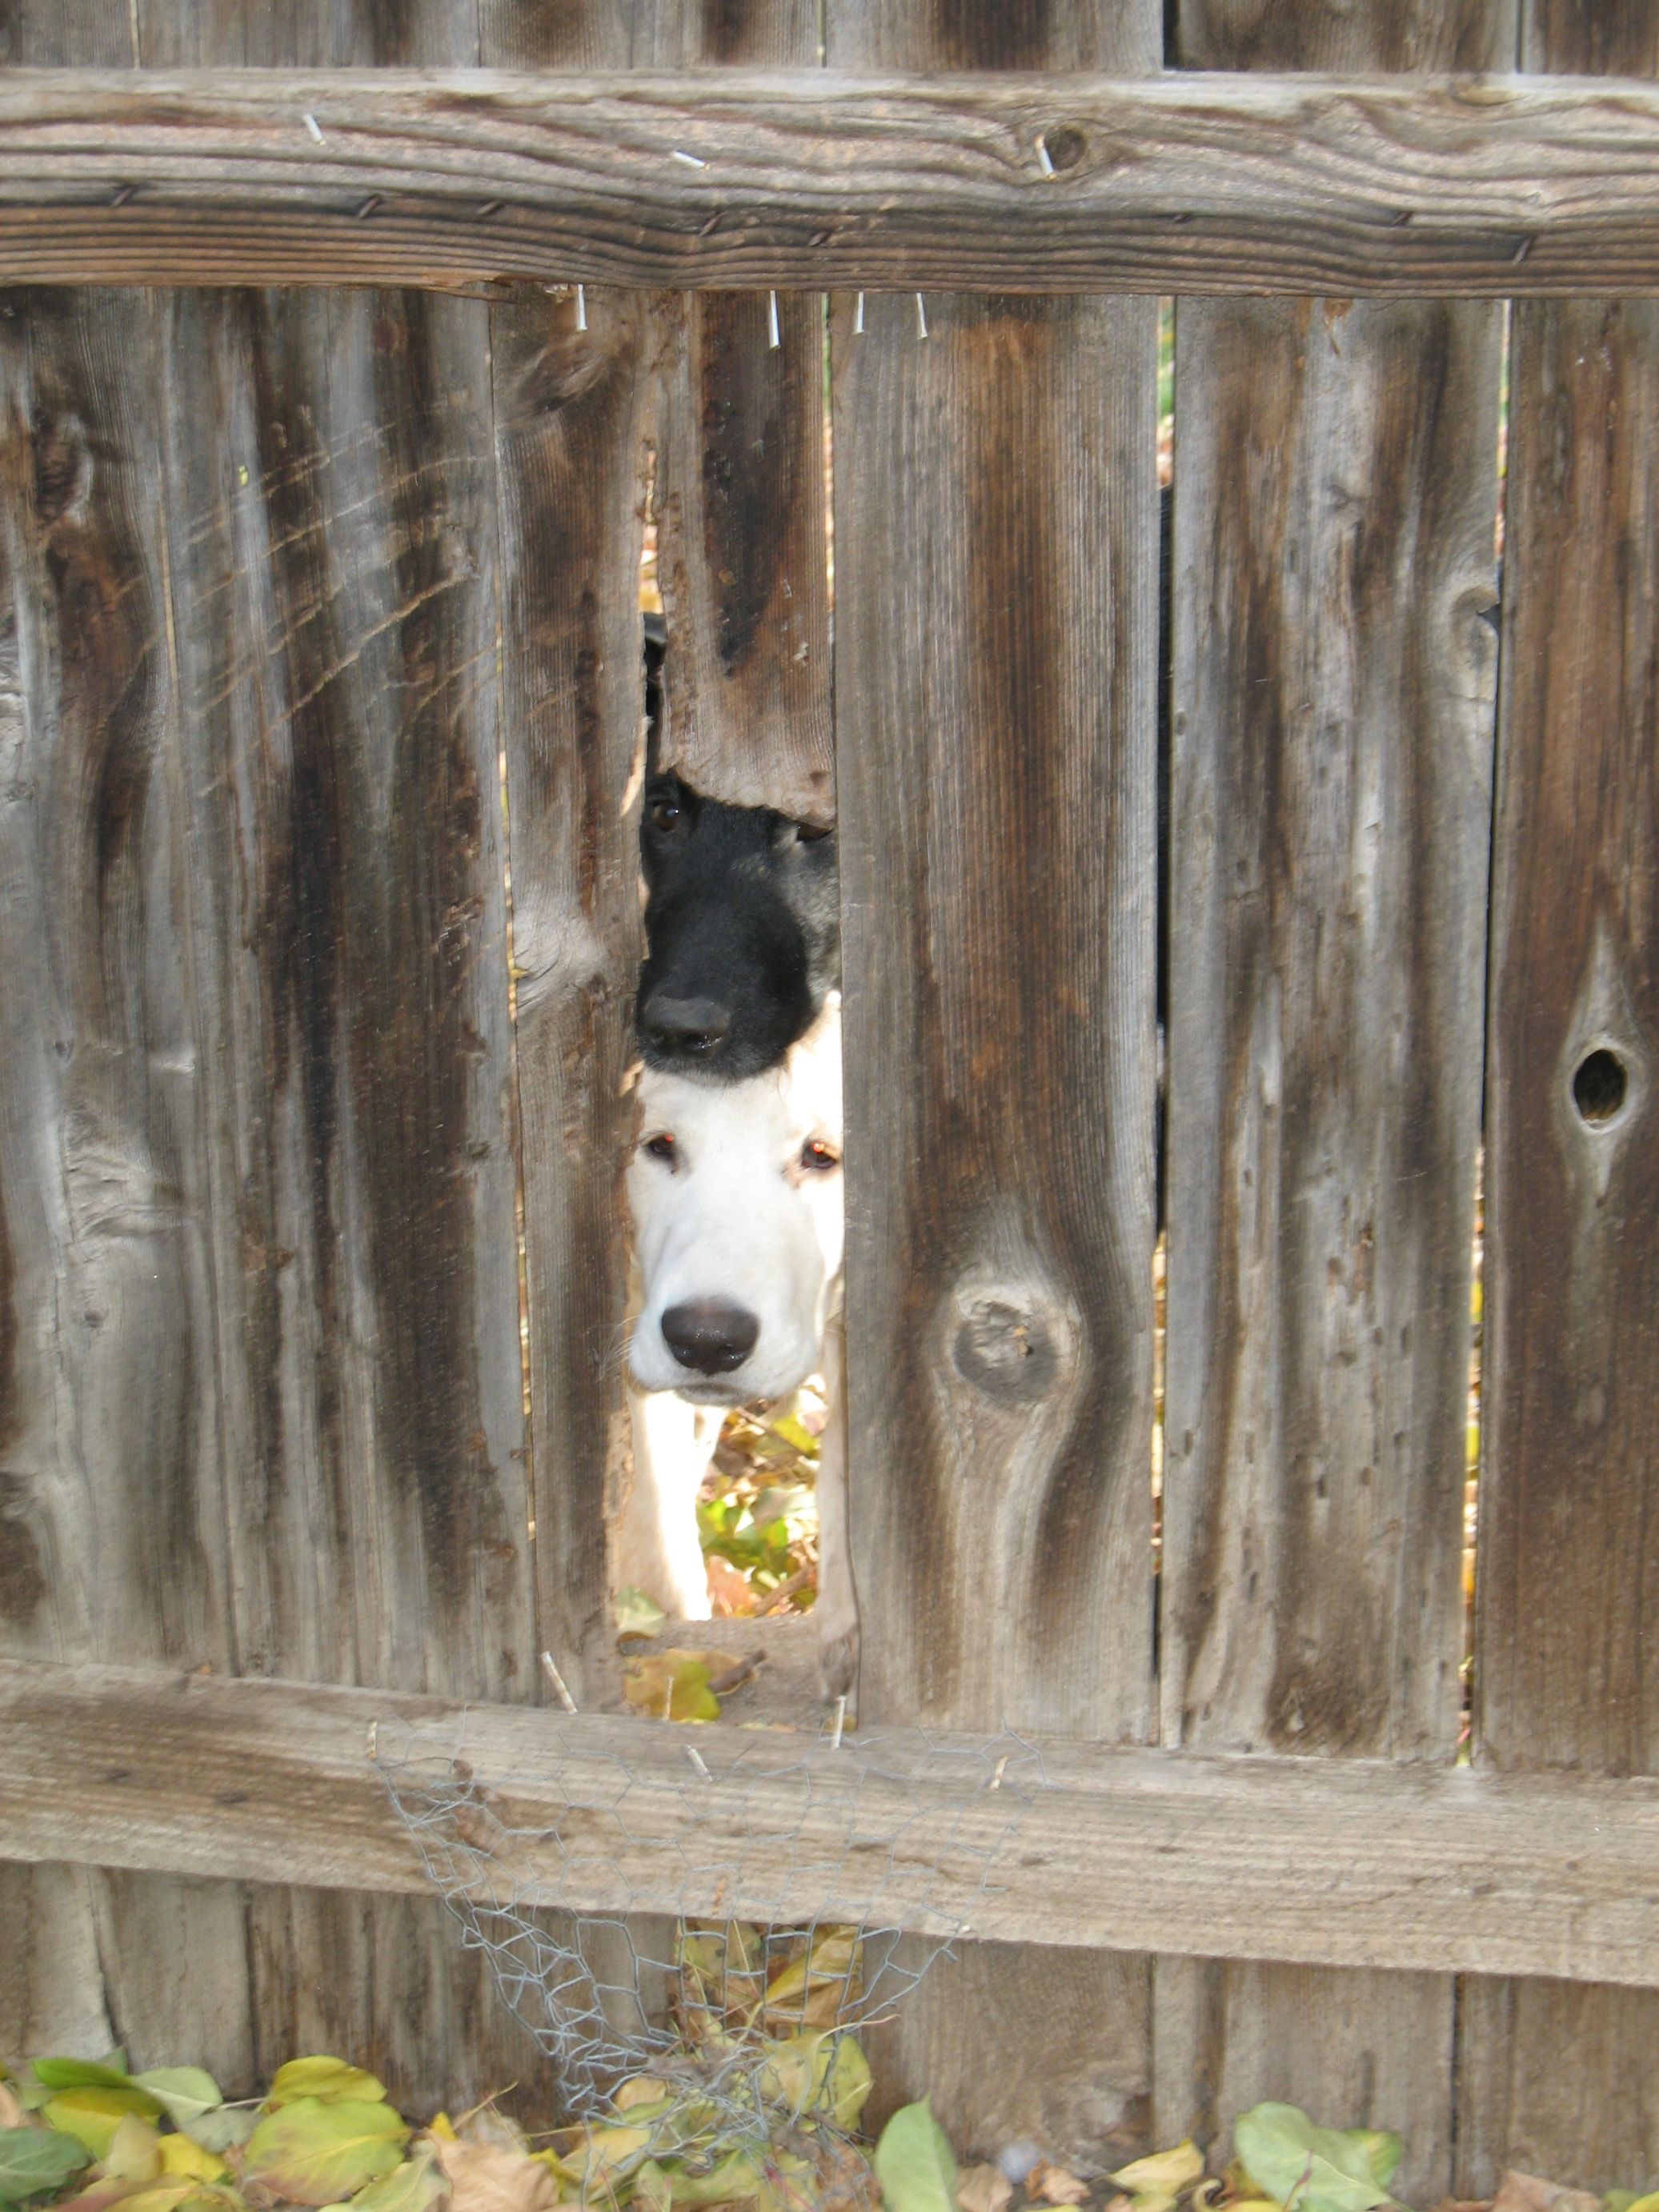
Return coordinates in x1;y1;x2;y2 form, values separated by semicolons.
650;799;681;834
644;1133;677;1164
799;1139;840;1173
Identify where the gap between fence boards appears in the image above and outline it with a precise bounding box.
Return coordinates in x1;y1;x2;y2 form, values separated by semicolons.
2;1655;1657;1990
4;68;1659;295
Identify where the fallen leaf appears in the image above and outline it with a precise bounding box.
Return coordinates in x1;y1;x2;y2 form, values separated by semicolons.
757;2032;872;2129
431;2133;562;2212
179;2110;256;2158
0;2127;90;2205
615;1587;668;1639
1234;2106;1401;2212
132;2076;224;2134
342;2154;447;2212
665;2149;770;2207
1112;2147;1204;2201
43;2090;164;2162
265;2063;387;2114
30;2065;138;2098
105;2119;163;2183
155;2141;226;2187
703;1557;755;1617
1490;2176;1601;2212
1028;2166;1088;2207
242;2099;407;2205
958;2166;1014;2212
622;1652;731;1723
876;2100;958;2212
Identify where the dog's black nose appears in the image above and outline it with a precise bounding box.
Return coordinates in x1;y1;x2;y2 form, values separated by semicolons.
643;992;731;1059
660;1298;759;1375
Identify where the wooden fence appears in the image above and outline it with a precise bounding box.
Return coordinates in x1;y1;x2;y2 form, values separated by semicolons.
2;0;1656;2198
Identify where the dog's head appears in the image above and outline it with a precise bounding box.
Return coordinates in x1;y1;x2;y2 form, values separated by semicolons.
627;999;843;1407
636;771;840;1082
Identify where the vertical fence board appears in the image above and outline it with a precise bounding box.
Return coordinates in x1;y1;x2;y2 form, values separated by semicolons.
643;0;832;826
1156;2;1509;2194
1462;5;1659;2189
482;4;647;1720
0;0;250;2074
830;0;1160;2164
158;0;537;2117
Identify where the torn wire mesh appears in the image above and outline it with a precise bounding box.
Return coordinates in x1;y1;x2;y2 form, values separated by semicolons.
375;1713;1042;2136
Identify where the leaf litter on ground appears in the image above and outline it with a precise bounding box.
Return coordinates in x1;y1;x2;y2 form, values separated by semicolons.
4;2042;1653;2212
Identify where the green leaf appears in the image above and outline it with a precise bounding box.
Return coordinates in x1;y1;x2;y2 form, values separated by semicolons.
0;2128;90;2204
132;2074;222;2132
29;2063;134;2095
242;2100;407;2206
265;2064;387;2114
42;2090;164;2160
667;2151;770;2207
875;2100;957;2212
615;1587;668;1639
338;2155;446;2212
179;2110;256;2158
1233;2106;1402;2212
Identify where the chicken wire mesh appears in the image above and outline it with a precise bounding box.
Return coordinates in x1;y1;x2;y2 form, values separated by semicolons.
374;1709;1043;2174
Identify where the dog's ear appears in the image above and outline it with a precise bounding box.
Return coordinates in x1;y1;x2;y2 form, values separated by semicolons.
643;611;667;774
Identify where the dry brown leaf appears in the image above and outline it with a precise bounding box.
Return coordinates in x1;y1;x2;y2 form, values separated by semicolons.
705;1556;756;1616
431;2132;561;2212
0;2083;27;2130
959;2165;1015;2212
1493;2175;1600;2212
1426;2199;1492;2212
1029;2164;1089;2206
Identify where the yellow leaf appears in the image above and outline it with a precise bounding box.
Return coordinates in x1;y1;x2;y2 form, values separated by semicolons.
157;2138;227;2186
106;2117;164;2182
429;2118;459;2145
1112;2146;1205;2198
622;1653;731;1723
612;2080;674;2116
266;2062;388;2112
45;2088;164;2161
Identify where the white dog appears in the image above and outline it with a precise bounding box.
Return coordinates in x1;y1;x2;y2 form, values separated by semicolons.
615;999;856;1698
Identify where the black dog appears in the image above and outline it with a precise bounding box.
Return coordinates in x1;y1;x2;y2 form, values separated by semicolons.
636;619;839;1082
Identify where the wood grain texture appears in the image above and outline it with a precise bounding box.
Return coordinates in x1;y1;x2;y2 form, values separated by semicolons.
0;0;251;2084
483;6;645;1721
6;69;1659;298
644;10;834;827
1463;4;1659;2191
828;0;1159;2170
1155;0;1509;2189
10;1655;1659;1986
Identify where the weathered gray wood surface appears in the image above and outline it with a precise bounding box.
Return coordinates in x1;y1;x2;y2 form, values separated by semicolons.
0;0;250;2083
10;69;1659;297
0;0;550;2121
644;4;832;823
1154;1;1507;2197
1463;0;1659;2188
10;1655;1659;1986
828;0;1159;2170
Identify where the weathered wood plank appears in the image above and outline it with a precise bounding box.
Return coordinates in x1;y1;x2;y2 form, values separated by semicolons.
1154;2;1507;2196
1462;5;1659;2191
7;1656;1659;1988
639;4;832;823
0;0;255;2084
482;0;646;1721
6;69;1659;297
829;0;1160;2171
140;0;537;2123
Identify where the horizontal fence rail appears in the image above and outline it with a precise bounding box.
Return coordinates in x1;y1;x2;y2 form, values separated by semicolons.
6;69;1659;293
6;1657;1659;1989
